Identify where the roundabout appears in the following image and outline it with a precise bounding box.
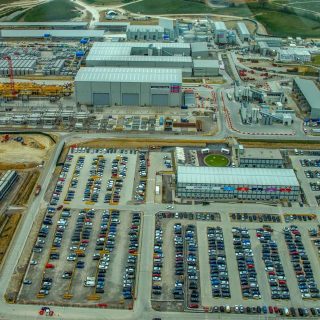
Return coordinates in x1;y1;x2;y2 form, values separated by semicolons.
204;154;229;167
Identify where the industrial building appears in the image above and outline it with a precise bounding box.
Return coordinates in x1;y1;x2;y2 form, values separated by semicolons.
75;67;182;107
126;25;165;41
193;60;219;77
158;18;176;40
277;47;311;62
292;78;320;118
87;55;192;76
0;29;104;40
235;85;285;104
0;22;88;29
85;42;193;76
239;101;294;126
237;22;250;42
191;42;209;58
213;21;228;44
176;166;299;201
0;170;18;201
239;148;284;168
85;42;220;78
87;42;191;59
254;36;283;47
94;22;129;32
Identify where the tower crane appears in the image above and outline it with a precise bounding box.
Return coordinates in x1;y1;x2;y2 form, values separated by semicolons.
3;56;16;97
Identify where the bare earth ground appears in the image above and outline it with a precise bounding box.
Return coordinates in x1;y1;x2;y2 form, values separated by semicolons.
0;134;54;169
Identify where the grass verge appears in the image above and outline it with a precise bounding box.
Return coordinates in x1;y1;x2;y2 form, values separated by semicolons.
0;212;21;266
123;0;214;14
11;171;39;206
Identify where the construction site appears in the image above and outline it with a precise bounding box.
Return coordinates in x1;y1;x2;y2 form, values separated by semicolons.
0;133;55;280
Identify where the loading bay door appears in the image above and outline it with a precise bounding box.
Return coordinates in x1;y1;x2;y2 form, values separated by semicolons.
122;93;139;106
93;93;110;106
151;94;169;106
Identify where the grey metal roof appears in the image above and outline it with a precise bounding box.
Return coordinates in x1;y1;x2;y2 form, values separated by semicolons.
177;166;299;186
237;22;250;35
294;78;320;111
241;148;283;160
75;67;182;83
255;36;282;41
92;42;190;49
193;59;219;68
0;22;88;26
258;41;269;49
88;47;132;57
87;55;192;62
87;41;191;60
213;21;227;31
0;30;104;38
127;25;164;32
94;22;130;26
191;42;208;53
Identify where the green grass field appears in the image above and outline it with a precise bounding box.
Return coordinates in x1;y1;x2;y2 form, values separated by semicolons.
312;55;320;66
122;0;319;37
248;3;320;37
273;0;320;13
83;0;125;5
123;0;214;14
0;0;18;4
22;0;80;22
210;3;320;37
204;154;229;167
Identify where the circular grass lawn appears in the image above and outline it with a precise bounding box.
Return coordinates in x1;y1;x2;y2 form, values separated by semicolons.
204;154;229;167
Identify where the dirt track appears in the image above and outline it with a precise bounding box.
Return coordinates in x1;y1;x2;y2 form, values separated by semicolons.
75;138;211;149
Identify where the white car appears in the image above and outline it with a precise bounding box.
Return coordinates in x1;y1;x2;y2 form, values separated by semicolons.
67;255;76;261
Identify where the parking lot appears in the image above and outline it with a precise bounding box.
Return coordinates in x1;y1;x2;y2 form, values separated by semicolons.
17;146;144;308
291;156;320;207
151;211;320;316
19;208;141;306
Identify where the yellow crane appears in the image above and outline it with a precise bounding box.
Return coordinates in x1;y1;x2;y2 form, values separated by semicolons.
0;82;73;99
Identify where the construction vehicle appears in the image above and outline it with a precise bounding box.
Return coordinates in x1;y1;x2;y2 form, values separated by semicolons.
0;82;73;100
1;134;10;142
35;185;41;196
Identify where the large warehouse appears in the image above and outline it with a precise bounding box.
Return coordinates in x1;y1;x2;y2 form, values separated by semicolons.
85;42;219;77
292;78;320;118
0;29;104;40
75;67;182;107
176;166;299;201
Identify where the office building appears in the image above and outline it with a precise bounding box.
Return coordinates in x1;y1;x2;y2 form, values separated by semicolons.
176;166;299;201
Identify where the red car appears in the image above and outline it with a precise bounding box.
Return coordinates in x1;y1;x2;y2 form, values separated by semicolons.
274;306;279;313
45;263;55;269
269;306;274;314
57;205;64;210
189;304;199;309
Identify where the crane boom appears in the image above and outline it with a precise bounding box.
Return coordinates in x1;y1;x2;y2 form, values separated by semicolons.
3;56;15;96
